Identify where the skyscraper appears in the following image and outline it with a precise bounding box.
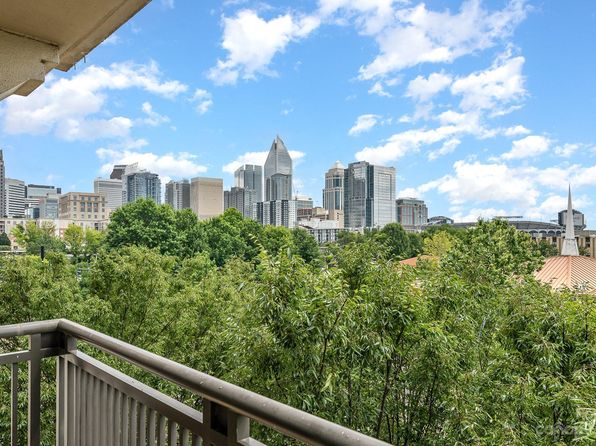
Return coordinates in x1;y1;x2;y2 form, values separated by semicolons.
110;165;127;180
94;178;123;213
122;164;161;204
323;161;345;212
5;178;26;217
165;180;191;210
264;136;292;201
396;198;428;232
190;177;223;220
0;150;5;217
224;187;251;217
235;164;263;202
344;161;396;229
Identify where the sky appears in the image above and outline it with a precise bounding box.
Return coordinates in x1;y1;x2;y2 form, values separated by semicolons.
1;0;596;224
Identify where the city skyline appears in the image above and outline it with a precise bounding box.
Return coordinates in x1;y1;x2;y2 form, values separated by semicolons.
1;1;595;224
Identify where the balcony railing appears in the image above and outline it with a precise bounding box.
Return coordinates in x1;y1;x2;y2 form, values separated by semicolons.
0;319;388;446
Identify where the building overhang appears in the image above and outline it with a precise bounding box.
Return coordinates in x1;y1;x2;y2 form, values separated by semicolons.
0;0;151;101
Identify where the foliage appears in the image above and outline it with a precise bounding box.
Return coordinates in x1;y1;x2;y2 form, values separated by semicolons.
0;219;593;445
11;220;65;255
63;224;104;262
0;232;11;247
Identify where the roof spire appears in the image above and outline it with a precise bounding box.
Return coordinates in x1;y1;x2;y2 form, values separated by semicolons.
561;184;579;256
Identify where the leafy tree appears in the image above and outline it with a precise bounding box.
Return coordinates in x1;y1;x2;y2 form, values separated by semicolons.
537;239;559;257
64;224;104;262
0;232;11;247
104;199;183;256
374;222;419;259
291;227;320;263
11;221;64;255
260;225;293;257
423;231;455;257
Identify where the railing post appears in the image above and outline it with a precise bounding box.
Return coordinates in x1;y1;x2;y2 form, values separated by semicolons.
28;333;41;446
56;334;77;446
11;362;19;446
204;399;251;446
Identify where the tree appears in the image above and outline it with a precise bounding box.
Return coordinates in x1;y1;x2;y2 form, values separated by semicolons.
11;221;64;255
291;227;320;263
374;223;419;259
423;231;455;257
104;199;183;256
64;224;104;262
260;226;293;256
0;232;10;251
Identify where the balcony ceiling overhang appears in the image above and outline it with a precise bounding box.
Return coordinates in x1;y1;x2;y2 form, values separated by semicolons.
0;0;150;101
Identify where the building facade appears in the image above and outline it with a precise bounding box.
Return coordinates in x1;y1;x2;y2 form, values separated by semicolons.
190;177;223;220
94;178;123;213
235;165;263;203
5;178;26;217
59;192;108;222
110;165;127;180
165;179;191;210
122;165;161;204
264;136;292;201
255;200;297;228
0;150;5;217
558;209;586;230
38;195;59;219
344;161;396;229
224;186;256;218
396;198;428;232
323;161;345;213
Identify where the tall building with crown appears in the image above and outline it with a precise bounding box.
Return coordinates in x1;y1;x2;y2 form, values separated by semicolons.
264;136;292;201
255;136;296;228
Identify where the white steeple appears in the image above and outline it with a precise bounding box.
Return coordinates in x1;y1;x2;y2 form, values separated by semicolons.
561;185;579;256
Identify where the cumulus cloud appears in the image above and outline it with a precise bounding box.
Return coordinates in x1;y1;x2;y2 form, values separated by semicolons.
501;135;551;160
355;110;491;164
96;148;207;179
348;114;381;136
451;53;526;112
368;81;392;97
428;138;461;161
405;72;452;102
208;9;320;85
1;61;187;141
191;89;214;114
419;160;539;208
222;149;305;174
357;0;528;80
139;102;170;126
503;125;531;136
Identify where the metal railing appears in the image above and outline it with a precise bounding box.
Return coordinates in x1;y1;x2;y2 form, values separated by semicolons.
0;319;389;446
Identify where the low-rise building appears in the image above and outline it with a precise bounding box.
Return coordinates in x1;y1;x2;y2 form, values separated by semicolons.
59;192;108;221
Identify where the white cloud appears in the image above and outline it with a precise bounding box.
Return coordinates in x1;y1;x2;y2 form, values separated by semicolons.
222;149;305;174
103;34;121;45
1;61;187;141
348;114;381;136
420;160;539;208
208;10;320;85
501;135;551;160
451;53;526;112
191;89;213;115
552;143;594;158
358;0;528;79
405;72;452;102
368;81;392;97
503;125;530;136
96;148;207;179
139;102;170;126
355;110;491;164
428;138;461;161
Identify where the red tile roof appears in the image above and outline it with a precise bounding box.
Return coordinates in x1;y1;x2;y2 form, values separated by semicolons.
534;256;596;294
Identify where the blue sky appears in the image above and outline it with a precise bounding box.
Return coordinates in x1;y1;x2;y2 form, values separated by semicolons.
1;0;595;224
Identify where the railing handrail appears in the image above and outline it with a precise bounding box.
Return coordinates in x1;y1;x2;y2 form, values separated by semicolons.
0;319;388;446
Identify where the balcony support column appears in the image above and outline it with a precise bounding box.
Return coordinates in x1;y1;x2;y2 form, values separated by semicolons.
28;333;41;446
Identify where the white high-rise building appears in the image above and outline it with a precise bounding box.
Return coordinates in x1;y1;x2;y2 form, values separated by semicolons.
94;178;123;213
122;164;161;204
190;177;223;220
5;178;26;217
